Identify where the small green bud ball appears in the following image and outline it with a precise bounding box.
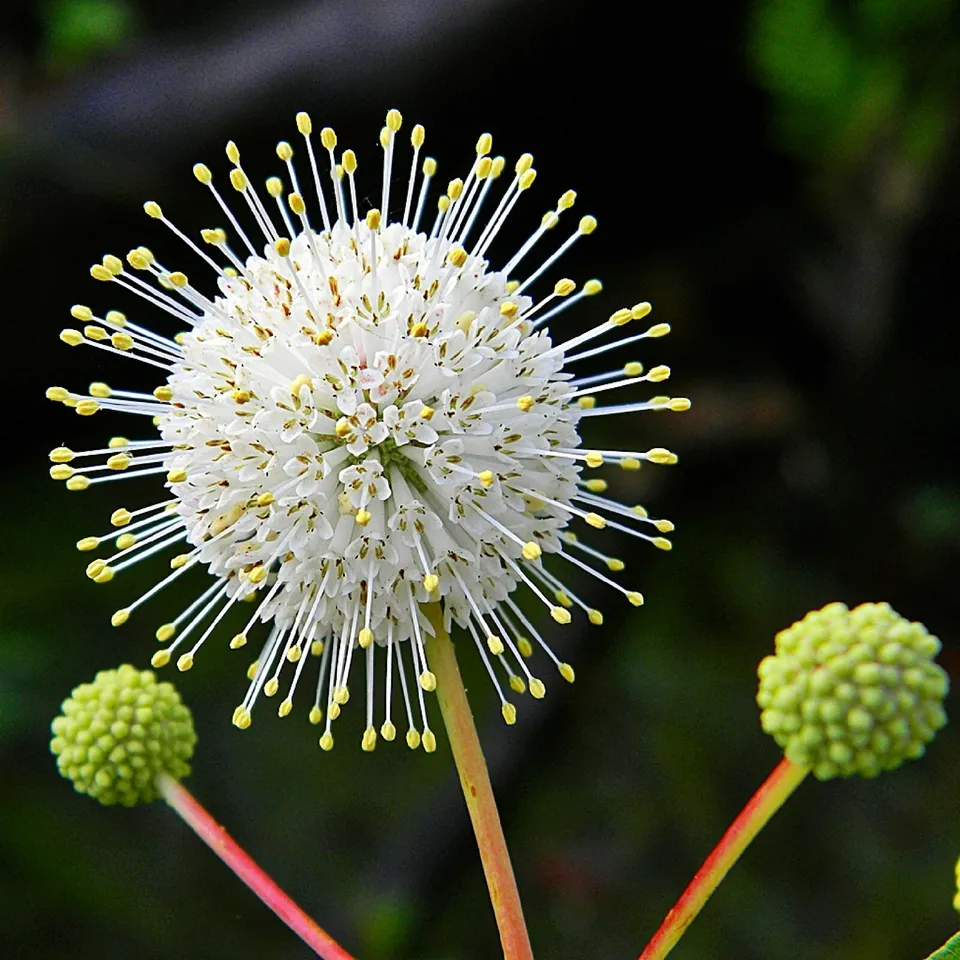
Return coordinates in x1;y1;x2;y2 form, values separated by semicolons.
757;602;948;780
50;664;196;806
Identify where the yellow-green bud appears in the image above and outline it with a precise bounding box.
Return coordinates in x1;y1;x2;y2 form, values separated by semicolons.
50;665;196;806
757;602;948;781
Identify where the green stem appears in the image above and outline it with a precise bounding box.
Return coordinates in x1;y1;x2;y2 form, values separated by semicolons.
158;773;355;960
639;757;809;960
423;603;534;960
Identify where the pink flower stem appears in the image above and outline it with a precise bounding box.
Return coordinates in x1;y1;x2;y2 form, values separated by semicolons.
639;757;809;960
157;772;356;960
423;603;535;960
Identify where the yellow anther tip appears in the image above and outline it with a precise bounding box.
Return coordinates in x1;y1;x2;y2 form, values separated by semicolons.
550;606;572;625
475;132;492;155
627;591;645;606
669;397;692;412
264;678;279;697
362;727;377;752
653;537;673;551
655;519;675;533
577;396;596;410
509;675;526;694
355;509;372;526
584;479;607;493
607;558;625;572
522;541;542;561
502;703;517;725
588;609;604;625
529;678;546;700
386;108;403;131
646;447;679;465
381;721;397;741
66;475;91;491
419;670;437;692
166;469;187;484
411;124;425;148
478;469;495;488
358;628;374;649
110;608;130;627
342;149;358;174
422;730;437;753
584;279;603;296
309;705;323;725
296;111;313;135
143;201;162;219
276;141;293;161
585;512;605;529
406;729;421;750
76;536;99;552
319;732;334;751
631;302;652;320
423;573;440;593
151;650;171;668
585;451;603;469
554;278;576;296
278;698;293;718
518;168;537;190
59;329;83;347
176;653;194;672
559;663;576;683
648;322;671;338
50;465;74;481
229;168;247;191
487;635;505;656
516;395;535;412
365;209;381;229
156;624;176;642
579;215;597;234
274;237;291;257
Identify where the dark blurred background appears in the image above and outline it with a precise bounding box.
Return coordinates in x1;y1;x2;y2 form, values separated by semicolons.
2;0;959;957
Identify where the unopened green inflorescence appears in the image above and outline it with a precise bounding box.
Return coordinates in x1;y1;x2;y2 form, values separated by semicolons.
757;602;948;780
51;664;196;806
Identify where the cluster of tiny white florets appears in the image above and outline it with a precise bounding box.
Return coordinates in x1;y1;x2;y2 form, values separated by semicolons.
48;108;687;751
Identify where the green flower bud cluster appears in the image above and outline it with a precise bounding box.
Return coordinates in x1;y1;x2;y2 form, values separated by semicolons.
757;602;948;780
51;664;196;806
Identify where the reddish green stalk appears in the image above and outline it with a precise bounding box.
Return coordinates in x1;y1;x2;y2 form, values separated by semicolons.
639;757;809;960
157;772;355;960
423;604;534;960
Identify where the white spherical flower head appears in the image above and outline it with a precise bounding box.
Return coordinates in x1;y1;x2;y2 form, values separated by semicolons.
49;109;687;752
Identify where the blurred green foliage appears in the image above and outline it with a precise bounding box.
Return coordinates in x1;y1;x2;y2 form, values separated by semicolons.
928;931;960;959
42;0;136;72
750;0;959;173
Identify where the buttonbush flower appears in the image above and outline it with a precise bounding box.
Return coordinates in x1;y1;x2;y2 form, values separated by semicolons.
48;109;686;750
